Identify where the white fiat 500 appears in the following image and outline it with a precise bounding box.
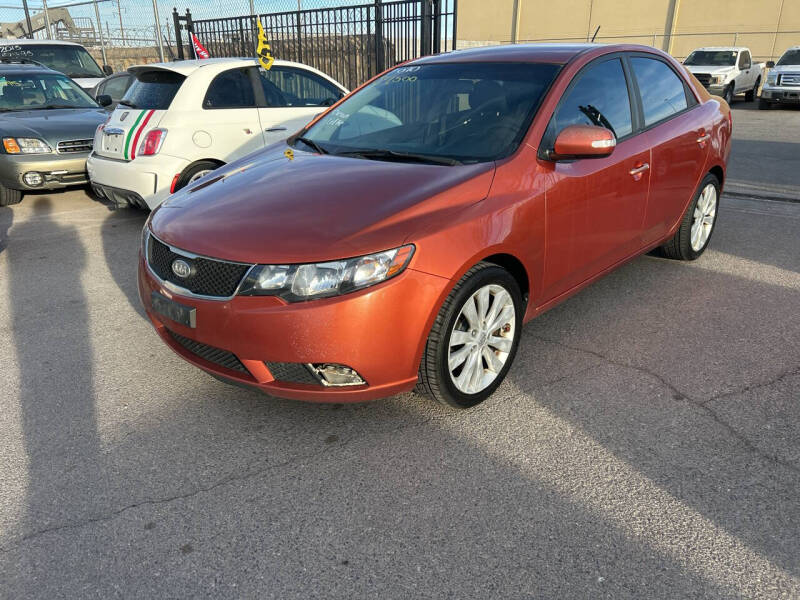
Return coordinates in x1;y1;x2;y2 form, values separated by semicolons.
87;58;347;209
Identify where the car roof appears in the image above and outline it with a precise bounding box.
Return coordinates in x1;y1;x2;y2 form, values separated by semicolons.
411;43;669;65
128;57;318;77
0;63;57;75
692;47;746;52
0;39;84;47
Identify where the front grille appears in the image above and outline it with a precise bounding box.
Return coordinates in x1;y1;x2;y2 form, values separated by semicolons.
57;139;93;153
147;235;251;298
694;73;712;86
265;362;321;385
168;330;247;373
780;73;800;86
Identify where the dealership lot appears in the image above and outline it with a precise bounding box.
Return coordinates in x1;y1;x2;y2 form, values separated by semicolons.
0;103;798;598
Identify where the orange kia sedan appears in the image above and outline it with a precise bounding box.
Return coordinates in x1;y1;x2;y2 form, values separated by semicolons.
138;44;731;408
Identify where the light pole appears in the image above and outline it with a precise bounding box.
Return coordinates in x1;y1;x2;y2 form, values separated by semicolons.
41;0;52;39
92;0;108;67
21;0;33;38
152;0;165;62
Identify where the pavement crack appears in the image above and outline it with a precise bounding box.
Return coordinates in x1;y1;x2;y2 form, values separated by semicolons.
532;335;800;476
0;415;435;554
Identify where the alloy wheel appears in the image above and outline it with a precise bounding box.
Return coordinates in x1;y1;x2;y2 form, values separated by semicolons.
188;169;213;183
448;284;516;394
691;183;717;251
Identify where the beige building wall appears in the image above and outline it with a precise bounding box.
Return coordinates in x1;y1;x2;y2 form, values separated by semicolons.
457;0;800;61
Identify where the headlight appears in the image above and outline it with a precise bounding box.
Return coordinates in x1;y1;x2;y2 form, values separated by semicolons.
3;137;52;154
766;72;778;85
238;245;415;301
711;75;725;85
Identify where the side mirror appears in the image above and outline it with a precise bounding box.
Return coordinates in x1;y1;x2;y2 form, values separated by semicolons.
551;124;616;160
96;94;113;107
102;64;113;76
766;60;775;68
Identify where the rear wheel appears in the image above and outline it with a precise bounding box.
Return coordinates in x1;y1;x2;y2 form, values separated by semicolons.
416;262;523;409
174;160;221;192
660;173;720;261
0;184;22;207
745;78;760;102
758;97;771;110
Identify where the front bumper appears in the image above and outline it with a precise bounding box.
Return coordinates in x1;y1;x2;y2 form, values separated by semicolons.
761;85;800;103
138;251;451;402
87;152;190;210
0;152;90;190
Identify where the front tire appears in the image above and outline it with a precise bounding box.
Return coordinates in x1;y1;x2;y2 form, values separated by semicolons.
416;262;523;409
0;184;22;207
660;173;720;261
758;97;771;110
722;84;734;105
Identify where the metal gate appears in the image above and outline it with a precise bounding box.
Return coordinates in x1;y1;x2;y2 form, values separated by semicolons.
173;0;457;89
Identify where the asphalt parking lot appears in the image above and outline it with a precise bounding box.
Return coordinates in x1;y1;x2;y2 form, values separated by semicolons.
0;101;798;599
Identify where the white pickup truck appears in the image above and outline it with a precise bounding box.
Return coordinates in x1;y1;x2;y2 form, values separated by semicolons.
759;46;800;109
683;46;764;104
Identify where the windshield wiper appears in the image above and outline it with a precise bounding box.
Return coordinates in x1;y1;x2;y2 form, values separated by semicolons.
335;149;461;166
294;136;328;155
118;99;138;109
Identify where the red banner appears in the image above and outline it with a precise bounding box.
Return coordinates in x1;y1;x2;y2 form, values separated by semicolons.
191;33;210;59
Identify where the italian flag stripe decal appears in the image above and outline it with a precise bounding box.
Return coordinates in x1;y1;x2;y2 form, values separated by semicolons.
129;110;155;160
123;109;155;160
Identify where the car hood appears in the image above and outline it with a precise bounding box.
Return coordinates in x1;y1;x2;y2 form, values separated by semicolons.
0;107;107;143
150;146;496;265
771;65;800;73
685;65;736;75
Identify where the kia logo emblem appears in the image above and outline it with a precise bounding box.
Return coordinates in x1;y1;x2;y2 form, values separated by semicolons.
171;259;192;279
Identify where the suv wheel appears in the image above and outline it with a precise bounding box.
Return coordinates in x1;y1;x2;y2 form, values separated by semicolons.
745;78;759;102
416;262;523;409
0;184;22;207
722;84;734;105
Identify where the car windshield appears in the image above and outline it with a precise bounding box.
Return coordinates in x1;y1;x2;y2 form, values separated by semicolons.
0;72;98;111
684;51;737;67
0;43;104;78
301;62;560;163
777;49;800;66
120;70;186;110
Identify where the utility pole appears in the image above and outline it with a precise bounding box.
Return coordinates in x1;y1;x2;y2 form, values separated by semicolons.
249;0;255;15
41;0;52;39
92;0;107;66
152;0;165;62
21;0;33;38
118;0;125;44
510;0;521;43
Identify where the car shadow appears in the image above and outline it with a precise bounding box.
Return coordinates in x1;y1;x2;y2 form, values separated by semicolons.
508;244;800;581
0;205;12;254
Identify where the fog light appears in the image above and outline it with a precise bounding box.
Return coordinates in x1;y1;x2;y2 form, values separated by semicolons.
309;363;365;386
23;171;43;187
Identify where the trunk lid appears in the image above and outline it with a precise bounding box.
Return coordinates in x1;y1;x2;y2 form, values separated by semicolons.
95;106;165;161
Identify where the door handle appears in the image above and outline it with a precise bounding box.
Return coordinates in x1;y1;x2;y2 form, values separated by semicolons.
629;163;650;180
265;126;288;132
696;133;711;147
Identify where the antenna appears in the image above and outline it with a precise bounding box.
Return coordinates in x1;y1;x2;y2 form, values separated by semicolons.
591;26;601;43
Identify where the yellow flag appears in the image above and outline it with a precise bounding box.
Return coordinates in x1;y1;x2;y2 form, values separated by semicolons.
256;20;275;70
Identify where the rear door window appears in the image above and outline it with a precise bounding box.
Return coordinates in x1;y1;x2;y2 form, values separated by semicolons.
122;70;185;110
630;57;689;127
203;68;257;109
